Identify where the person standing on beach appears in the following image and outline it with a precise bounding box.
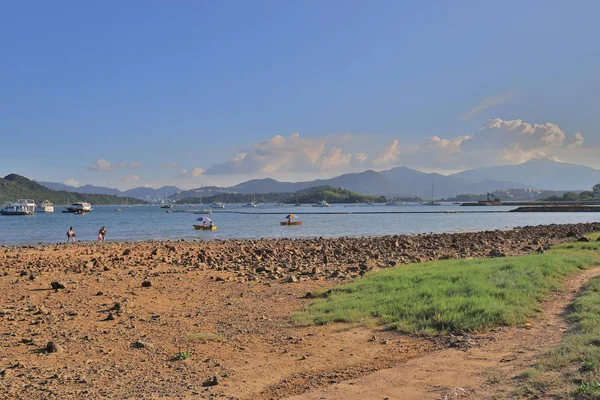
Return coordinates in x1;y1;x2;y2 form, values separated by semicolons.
66;227;76;244
98;226;106;243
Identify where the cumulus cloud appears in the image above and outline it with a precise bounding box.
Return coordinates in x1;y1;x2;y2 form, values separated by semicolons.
121;175;141;183
460;91;515;120
120;161;140;169
178;168;205;178
568;132;585;148
372;140;401;167
88;159;112;172
191;168;204;177
205;133;358;175
199;121;596;179
63;178;81;187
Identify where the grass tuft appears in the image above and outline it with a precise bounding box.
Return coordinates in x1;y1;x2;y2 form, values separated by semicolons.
293;241;599;334
173;351;190;361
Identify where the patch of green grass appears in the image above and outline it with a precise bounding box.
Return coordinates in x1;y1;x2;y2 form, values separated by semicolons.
293;241;599;334
586;232;600;242
173;351;190;361
516;273;600;398
575;381;600;399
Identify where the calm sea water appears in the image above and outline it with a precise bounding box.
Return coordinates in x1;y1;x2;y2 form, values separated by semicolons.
1;203;599;246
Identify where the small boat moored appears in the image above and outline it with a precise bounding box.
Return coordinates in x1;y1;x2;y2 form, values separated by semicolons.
63;202;93;213
312;200;330;207
193;209;213;214
1;199;36;215
38;200;54;213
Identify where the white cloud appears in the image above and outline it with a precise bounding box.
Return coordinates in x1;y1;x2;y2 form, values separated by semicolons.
120;161;140;169
568;132;584;149
63;178;81;187
121;175;141;183
460;91;515;120
423;135;473;151
372;140;401;167
205;133;357;175
197;121;597;180
191;168;204;177
88;159;112;172
178;168;205;178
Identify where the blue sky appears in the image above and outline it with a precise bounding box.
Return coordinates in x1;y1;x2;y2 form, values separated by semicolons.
1;1;599;189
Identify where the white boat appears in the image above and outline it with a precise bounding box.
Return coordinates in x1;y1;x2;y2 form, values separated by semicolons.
1;200;36;215
193;209;213;214
123;197;131;208
210;202;225;208
312;200;331;207
38;200;54;212
64;202;93;213
243;196;259;208
160;204;173;209
386;200;403;206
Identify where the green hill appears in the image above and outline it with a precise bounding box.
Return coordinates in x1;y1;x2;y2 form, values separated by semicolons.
291;186;387;204
176;185;388;204
0;174;146;206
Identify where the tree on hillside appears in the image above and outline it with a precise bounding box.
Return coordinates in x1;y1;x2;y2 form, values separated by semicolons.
562;192;579;200
594;183;600;194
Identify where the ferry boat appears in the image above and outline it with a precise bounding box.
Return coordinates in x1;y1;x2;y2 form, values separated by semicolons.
1;200;36;215
312;200;331;207
38;200;54;213
64;202;93;213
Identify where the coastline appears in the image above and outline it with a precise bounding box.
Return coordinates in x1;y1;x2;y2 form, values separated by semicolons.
3;222;600;284
2;221;600;399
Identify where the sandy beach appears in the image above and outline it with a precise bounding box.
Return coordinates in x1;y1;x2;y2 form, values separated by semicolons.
2;222;600;399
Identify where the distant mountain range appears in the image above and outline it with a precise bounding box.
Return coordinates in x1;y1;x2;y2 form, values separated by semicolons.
453;159;600;191
39;182;180;201
37;160;600;200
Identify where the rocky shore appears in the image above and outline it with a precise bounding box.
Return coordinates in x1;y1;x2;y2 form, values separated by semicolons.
1;222;600;399
3;222;600;284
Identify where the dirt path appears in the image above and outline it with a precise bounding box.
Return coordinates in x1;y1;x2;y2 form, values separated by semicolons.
289;267;600;400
